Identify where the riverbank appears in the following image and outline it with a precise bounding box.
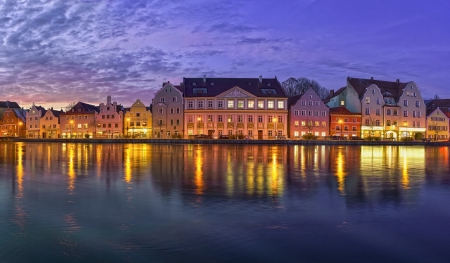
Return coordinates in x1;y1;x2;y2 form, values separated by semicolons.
5;138;450;146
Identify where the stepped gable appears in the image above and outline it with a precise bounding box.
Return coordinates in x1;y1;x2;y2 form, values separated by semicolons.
347;77;408;100
182;77;286;98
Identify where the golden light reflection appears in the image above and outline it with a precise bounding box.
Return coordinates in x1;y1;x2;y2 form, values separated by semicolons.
402;147;410;189
124;147;132;184
195;148;204;195
270;152;279;196
68;144;76;193
16;142;24;198
336;148;346;194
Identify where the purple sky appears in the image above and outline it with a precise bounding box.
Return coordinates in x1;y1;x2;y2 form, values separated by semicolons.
1;0;449;109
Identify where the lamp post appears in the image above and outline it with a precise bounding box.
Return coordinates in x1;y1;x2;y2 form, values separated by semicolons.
70;120;74;138
273;117;277;139
18;122;22;138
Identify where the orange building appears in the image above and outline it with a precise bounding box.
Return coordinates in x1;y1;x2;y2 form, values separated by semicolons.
329;106;361;138
1;107;27;137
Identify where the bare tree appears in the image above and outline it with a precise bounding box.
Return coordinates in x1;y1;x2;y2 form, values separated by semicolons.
303;119;316;134
154;119;165;138
281;77;329;99
365;116;378;137
428;121;442;141
65;101;77;112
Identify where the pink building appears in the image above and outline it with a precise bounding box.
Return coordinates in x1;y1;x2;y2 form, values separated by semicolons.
96;96;124;138
288;88;329;139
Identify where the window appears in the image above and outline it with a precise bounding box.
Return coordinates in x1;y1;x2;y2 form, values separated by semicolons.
393;109;398;116
188;101;193;108
315;121;319;127
352;126;356;131
158;108;163;114
365;97;370;104
258;100;264;109
258;115;263;122
416;101;420;107
248;100;254;109
418;111;421;117
308;101;313;106
160;97;165;102
308;110;312;116
227;100;234;108
78;124;82;128
198;101;203;108
208;115;213;122
375;120;380;126
301;121;306;127
365;119;369;125
268;130;273;137
376;109;380;116
278;101;284;109
404;111;408;117
404;100;408;106
387;109;391;115
322;111;327;117
176;119;180;125
294;110;299;116
278;116;283;123
218;101;224;108
268;116;273;123
372;89;375;94
301;110;306;116
238;115;243;122
188;115;193;123
376;98;380;105
176;108;180;114
248;115;253;123
218;115;223;122
413;111;416;117
268;101;274;109
301;101;306;106
315;101;320;106
315;111;319;116
340;100;345;106
170;108;174;114
417;122;421;127
365;108;370;115
173;97;177;102
208;100;213;108
321;122;326;127
227;115;233;122
197;115;202;122
238;100;244;109
294;121;299;127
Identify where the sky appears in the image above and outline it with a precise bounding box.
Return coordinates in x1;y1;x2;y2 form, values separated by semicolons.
0;0;449;109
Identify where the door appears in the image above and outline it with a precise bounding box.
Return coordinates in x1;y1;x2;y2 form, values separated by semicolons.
258;130;263;140
42;132;46;139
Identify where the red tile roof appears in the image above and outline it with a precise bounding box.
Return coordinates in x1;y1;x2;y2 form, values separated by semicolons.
347;77;408;100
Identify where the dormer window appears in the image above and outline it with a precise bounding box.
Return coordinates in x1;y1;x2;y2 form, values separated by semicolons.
192;82;197;86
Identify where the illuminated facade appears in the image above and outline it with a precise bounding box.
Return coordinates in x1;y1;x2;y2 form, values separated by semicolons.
124;99;152;138
40;108;63;138
327;77;426;140
329;107;361;137
182;76;288;139
152;82;184;138
59;102;99;138
425;107;449;141
1;107;26;137
26;103;46;138
288;88;329;139
96;96;124;138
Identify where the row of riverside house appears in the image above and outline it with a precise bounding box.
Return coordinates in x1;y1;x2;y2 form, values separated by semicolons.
1;76;449;141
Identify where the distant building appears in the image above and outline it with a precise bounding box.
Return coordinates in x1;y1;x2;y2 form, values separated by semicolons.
96;96;124;138
181;76;288;139
26;103;46;138
152;82;184;138
326;77;426;140
1;107;26;137
59;102;100;138
329;107;362;138
288;87;329;139
41;108;64;138
124;99;152;138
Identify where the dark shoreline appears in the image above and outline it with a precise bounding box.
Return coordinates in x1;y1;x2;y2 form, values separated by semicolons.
4;138;450;146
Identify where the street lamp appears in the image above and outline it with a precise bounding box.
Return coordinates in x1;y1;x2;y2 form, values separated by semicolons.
70;120;74;138
273;117;277;139
18;122;22;138
338;118;343;137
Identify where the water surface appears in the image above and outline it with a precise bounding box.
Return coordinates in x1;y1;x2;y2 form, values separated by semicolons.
0;142;449;262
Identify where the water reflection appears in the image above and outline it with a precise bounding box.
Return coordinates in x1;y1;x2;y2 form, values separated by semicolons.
0;143;448;207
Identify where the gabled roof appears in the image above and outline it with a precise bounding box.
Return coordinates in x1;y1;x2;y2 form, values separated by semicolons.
287;88;324;107
63;102;99;114
0;101;21;109
35;105;47;117
49;109;64;118
324;86;345;103
329;106;361;116
347;77;408;100
182;77;286;98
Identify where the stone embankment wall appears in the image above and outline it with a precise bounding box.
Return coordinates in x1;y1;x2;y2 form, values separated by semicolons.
8;138;450;146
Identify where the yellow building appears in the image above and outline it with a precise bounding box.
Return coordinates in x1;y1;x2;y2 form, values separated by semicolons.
124;99;152;138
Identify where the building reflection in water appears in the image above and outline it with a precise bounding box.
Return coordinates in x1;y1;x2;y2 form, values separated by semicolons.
0;143;448;210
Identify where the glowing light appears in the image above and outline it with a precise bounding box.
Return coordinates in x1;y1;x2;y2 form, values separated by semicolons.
195;148;204;195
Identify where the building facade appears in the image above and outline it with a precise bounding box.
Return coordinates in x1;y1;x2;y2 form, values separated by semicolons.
426;107;449;141
288;88;329;139
1;107;26;137
152;82;184;138
41;108;63;138
329;107;362;138
327;77;426;140
124;99;152;138
59;102;99;138
26;104;46;138
182;76;288;139
96;96;124;138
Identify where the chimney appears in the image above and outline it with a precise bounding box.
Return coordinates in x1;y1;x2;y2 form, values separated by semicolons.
259;75;262;82
51;107;53;110
107;95;111;104
370;77;374;83
203;75;206;83
330;89;334;98
396;79;399;84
